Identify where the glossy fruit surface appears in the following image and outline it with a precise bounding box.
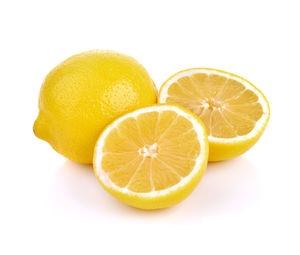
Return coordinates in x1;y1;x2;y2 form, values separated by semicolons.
33;50;157;163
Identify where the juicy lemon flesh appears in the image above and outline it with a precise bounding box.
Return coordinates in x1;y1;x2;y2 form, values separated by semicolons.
102;111;200;192
33;50;157;164
159;69;270;161
94;105;208;209
166;74;263;138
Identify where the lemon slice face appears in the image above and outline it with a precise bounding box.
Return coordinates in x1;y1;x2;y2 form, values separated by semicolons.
93;104;208;209
159;68;270;161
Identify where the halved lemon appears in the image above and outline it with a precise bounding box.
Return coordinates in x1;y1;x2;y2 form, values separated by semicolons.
93;104;208;209
159;68;270;161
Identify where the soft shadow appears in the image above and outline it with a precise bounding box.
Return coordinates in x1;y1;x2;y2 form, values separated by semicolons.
172;157;262;220
51;157;261;221
51;160;174;220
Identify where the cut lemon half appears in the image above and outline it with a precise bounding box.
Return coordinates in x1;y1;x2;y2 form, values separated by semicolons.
93;104;208;209
159;68;270;161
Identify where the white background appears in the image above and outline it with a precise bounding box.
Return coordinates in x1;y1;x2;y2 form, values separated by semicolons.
1;0;299;254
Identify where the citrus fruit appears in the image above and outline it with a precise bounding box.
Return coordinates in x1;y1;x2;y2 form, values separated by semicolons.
158;68;270;161
33;50;157;164
93;104;209;209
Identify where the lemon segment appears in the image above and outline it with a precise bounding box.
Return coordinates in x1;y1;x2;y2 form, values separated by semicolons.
158;68;270;161
93;104;209;209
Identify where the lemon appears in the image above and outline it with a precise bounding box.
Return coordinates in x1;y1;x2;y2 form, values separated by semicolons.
93;104;209;209
33;50;157;164
158;68;270;161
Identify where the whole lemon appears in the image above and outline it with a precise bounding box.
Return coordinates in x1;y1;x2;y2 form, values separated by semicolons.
33;50;157;164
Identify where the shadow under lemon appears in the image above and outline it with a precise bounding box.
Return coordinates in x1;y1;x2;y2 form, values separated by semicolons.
51;160;170;218
51;156;262;220
173;157;262;220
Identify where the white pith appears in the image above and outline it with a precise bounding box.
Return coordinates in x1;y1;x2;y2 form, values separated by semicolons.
94;105;208;198
159;69;270;144
138;143;159;158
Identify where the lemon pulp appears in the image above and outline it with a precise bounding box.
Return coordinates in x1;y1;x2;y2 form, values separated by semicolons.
94;104;208;209
159;68;270;161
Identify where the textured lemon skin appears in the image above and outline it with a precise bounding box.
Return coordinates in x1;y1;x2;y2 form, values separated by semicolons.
158;68;270;162
93;104;209;210
33;50;157;164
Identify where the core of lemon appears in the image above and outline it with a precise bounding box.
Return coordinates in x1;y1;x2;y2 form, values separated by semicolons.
158;68;270;161
93;104;208;210
33;50;157;164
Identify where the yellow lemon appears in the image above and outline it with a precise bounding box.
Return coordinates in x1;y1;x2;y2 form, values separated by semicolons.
93;104;209;209
158;68;270;161
33;50;157;164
